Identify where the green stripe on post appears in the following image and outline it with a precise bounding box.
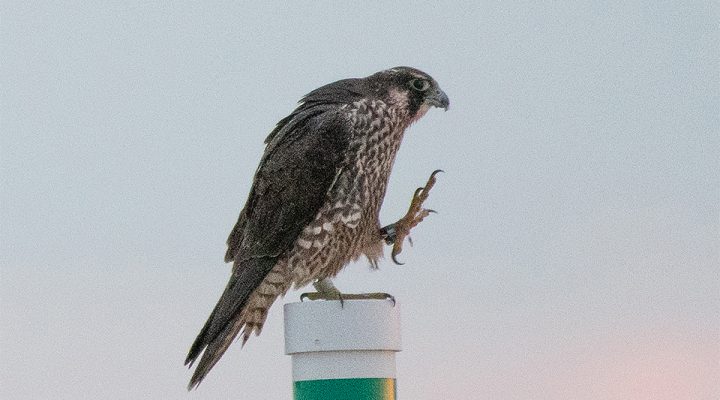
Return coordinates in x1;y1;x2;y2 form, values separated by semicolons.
294;378;396;400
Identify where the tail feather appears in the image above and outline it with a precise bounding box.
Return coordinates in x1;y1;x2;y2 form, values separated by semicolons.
185;308;216;368
186;301;276;390
186;316;245;390
185;256;281;390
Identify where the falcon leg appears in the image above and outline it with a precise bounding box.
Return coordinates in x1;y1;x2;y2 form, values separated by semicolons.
300;278;342;302
381;169;442;265
300;278;395;306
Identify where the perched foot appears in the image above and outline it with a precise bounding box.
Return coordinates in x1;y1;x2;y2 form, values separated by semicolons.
300;278;343;304
381;169;442;265
300;279;396;306
301;292;396;306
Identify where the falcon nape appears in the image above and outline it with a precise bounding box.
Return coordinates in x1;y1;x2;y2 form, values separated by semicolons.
185;67;449;389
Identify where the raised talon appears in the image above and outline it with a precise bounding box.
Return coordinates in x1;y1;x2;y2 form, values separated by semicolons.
391;250;404;265
383;170;442;264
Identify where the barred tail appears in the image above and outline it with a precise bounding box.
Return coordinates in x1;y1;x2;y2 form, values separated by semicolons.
185;259;287;390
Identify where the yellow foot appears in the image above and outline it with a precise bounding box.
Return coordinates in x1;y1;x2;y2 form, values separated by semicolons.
300;292;396;306
381;169;442;265
300;278;395;307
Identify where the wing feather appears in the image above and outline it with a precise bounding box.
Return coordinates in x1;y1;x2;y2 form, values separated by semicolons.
185;105;351;387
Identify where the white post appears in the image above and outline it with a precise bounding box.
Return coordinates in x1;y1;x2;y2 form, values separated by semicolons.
284;300;401;400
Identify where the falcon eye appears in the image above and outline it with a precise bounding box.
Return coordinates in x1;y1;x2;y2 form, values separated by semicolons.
409;78;430;92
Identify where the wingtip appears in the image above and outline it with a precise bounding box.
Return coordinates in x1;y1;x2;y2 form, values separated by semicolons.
184;343;203;369
186;359;209;391
187;378;201;392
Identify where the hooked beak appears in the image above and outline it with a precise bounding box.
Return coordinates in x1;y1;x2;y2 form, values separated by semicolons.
426;88;450;111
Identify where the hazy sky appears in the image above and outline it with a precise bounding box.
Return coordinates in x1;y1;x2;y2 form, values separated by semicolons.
2;1;718;399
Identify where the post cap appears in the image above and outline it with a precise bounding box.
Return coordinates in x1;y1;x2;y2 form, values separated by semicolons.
284;299;401;355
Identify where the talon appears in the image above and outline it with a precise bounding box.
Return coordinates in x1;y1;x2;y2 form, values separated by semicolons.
391;251;404;265
300;292;319;302
422;170;443;193
381;169;442;264
331;292;396;304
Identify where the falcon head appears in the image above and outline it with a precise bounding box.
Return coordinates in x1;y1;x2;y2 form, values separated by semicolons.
298;66;448;123
367;66;450;121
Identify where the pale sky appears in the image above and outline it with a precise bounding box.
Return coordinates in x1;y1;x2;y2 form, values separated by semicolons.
2;1;718;399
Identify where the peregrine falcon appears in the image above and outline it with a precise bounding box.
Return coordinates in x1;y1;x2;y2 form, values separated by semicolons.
185;66;449;389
